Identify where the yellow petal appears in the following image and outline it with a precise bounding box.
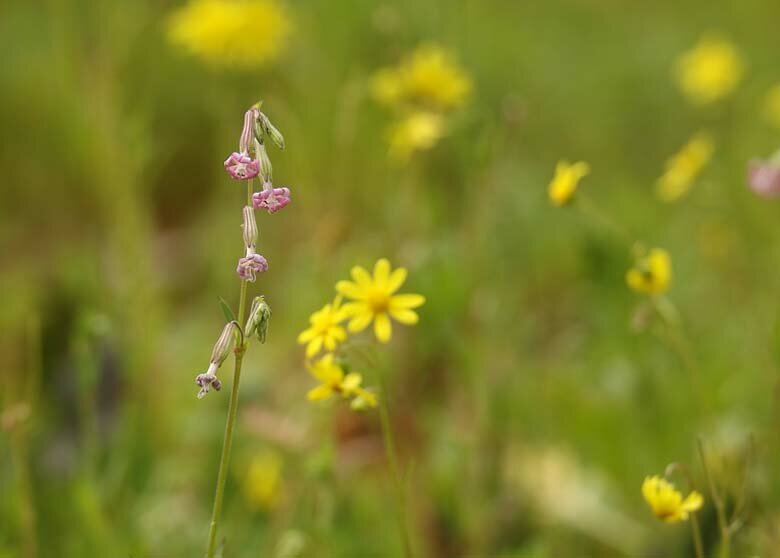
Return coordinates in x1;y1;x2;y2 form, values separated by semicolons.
681;491;703;513
350;265;372;287
348;310;374;333
390;293;426;309
305;336;323;358
297;327;316;344
389;307;419;325
373;258;391;286
386;267;408;294
374;312;392;343
307;384;334;401
341;372;363;393
336;280;364;299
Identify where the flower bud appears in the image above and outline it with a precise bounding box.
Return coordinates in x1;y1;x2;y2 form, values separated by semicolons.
259;112;285;150
246;296;272;343
240;107;260;155
256;141;273;182
210;321;239;366
242;206;258;249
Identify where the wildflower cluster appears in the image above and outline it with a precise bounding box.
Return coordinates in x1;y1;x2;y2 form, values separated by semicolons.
298;258;425;409
167;0;292;69
193;103;289;558
371;43;472;161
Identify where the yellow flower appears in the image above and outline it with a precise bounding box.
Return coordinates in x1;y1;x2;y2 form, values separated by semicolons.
642;476;703;523
306;353;376;408
336;259;425;343
371;43;472;111
297;296;348;358
656;132;714;202
675;35;743;105
167;0;292;69
763;84;780;129
626;248;672;295
548;161;590;207
387;112;446;162
244;450;283;511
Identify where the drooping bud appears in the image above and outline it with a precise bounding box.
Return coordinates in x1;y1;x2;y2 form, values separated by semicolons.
237;252;269;282
246;296;272;343
224;152;260;180
253;185;291;214
256;140;273;182
240;107;260;155
242;206;258;249
195;321;240;398
259;112;285;150
210;321;240;366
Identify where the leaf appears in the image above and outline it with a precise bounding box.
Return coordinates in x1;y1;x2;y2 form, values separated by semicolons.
218;297;237;323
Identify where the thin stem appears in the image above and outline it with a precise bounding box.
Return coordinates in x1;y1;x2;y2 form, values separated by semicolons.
575;193;634;248
205;179;255;558
376;369;414;558
690;513;705;558
698;438;731;558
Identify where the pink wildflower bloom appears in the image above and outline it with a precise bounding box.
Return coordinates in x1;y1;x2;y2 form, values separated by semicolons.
747;159;780;198
224;152;260;180
237;251;269;282
253;184;291;214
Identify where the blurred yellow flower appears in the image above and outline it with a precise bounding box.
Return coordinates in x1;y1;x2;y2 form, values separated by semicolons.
656;132;714;202
371;43;472;111
642;476;703;523
167;0;292;69
297;296;347;358
306;353;377;408
336;259;425;343
548;161;590;207
763;84;780;129
675;35;743;105
244;450;283;511
626;248;672;295
387;112;446;161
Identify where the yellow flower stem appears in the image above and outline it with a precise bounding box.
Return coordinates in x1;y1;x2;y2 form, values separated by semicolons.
665;462;704;558
376;368;414;558
575;193;634;248
698;438;731;558
651;295;706;417
205;179;254;558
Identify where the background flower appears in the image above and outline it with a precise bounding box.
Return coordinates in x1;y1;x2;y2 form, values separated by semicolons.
675;34;743;105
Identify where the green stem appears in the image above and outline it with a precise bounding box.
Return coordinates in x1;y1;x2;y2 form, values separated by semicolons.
576;193;634;248
376;370;414;558
205;180;254;558
698;438;730;558
690;513;705;558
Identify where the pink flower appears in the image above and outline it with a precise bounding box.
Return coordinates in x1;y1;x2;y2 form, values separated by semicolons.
236;252;268;282
747;159;780;198
224;152;260;180
240;107;260;154
253;186;291;214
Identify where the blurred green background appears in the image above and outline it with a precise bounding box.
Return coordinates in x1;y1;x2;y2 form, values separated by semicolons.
3;0;780;556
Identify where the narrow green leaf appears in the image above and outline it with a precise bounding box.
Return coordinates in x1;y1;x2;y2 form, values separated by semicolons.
218;297;237;323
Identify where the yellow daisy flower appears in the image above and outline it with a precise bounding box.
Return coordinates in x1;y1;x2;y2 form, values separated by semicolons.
548;161;590;207
297;296;348;358
656;132;714;203
642;476;704;523
306;354;376;407
371;43;472;112
626;248;672;295
387;111;446;162
336;259;425;343
167;0;292;69
675;34;743;105
763;84;780;130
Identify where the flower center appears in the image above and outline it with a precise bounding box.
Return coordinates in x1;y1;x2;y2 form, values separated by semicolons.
367;291;390;313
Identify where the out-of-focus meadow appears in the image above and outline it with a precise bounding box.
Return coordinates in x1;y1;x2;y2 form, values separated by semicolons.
4;0;780;556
